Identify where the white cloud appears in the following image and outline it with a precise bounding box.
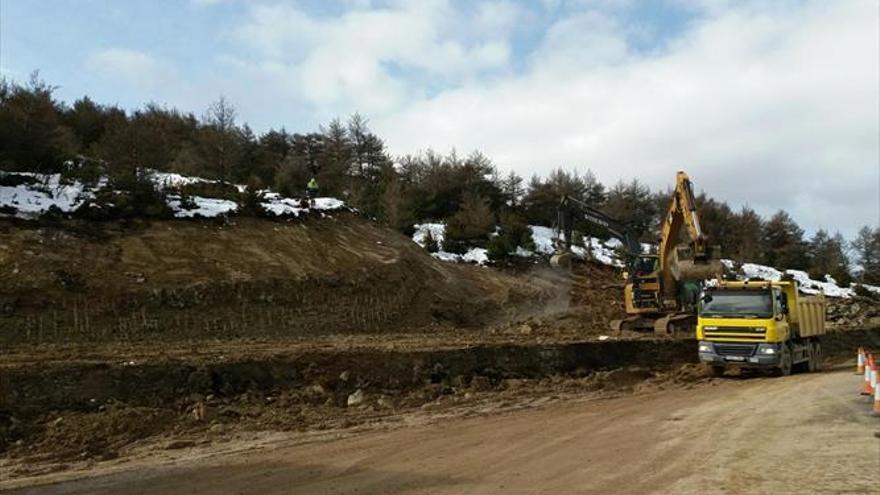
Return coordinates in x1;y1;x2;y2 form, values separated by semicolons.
86;48;177;92
229;0;521;116
365;0;879;238
84;0;879;238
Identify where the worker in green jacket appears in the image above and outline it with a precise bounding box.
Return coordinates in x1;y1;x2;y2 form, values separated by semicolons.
306;177;319;207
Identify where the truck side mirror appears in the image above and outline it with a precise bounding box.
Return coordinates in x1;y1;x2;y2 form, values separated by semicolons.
776;295;789;317
702;294;713;303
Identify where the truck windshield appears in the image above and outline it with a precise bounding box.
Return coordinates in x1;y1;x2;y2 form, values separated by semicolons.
700;290;773;318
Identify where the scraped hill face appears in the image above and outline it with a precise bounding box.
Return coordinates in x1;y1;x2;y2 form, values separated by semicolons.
0;214;556;345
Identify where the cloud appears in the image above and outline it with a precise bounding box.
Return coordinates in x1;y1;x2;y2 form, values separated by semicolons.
86;48;178;92
77;0;879;238
228;0;523;116
363;0;879;237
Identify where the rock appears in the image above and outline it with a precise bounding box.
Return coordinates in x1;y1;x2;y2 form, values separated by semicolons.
377;396;393;409
519;324;533;335
191;401;208;421
339;370;351;382
165;439;196;450
306;384;326;397
347;389;366;407
470;375;492;391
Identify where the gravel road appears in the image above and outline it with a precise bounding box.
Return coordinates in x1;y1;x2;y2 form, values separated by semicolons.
7;368;879;495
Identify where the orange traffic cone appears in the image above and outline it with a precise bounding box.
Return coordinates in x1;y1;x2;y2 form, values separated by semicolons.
872;367;878;398
862;360;873;396
874;379;880;416
858;347;865;374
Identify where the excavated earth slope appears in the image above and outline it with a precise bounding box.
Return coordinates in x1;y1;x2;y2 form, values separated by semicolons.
0;214;557;345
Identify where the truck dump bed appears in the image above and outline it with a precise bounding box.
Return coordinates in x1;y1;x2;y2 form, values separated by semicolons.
795;294;826;338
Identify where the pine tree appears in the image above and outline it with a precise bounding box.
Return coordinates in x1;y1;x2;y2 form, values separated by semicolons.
488;212;535;261
501;171;525;208
0;72;76;172
443;191;495;254
198;97;245;182
381;173;414;232
728;206;764;262
762;210;808;270
852;226;880;284
604;178;657;242
808;229;851;284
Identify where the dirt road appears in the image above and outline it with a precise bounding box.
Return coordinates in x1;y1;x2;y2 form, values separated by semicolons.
7;368;879;495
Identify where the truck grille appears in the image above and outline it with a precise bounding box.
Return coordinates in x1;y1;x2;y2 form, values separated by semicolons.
704;327;766;340
713;343;757;357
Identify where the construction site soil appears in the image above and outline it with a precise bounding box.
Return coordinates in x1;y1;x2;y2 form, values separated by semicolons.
1;214;879;488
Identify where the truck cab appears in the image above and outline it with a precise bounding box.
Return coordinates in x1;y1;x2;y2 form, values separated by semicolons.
696;280;824;376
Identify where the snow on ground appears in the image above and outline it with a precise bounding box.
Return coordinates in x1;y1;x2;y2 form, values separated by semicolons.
412;223;488;265
151;171;213;190
167;195;239;218
525;225;623;267
0;173;95;218
412;222;876;298
412;223;623;267
734;261;880;299
0;169;346;220
413;223;446;247
462;248;489;264
260;193;345;217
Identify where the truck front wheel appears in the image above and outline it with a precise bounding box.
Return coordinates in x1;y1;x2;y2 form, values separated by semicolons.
774;348;792;377
706;364;725;378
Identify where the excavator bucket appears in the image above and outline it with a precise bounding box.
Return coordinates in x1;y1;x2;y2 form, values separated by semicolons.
670;245;723;281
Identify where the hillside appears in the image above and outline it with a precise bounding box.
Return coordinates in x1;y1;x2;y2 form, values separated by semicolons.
0;214;559;346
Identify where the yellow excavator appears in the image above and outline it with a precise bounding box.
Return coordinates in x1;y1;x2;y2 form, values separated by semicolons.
553;171;723;334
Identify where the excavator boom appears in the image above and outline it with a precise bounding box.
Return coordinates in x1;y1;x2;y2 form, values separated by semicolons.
658;172;722;301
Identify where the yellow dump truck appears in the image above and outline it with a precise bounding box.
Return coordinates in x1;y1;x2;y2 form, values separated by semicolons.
696;279;826;376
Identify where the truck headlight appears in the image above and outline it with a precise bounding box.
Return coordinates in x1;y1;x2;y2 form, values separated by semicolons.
758;345;776;355
698;343;712;353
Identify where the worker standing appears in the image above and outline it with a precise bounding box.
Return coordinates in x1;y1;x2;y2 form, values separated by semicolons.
306;177;319;207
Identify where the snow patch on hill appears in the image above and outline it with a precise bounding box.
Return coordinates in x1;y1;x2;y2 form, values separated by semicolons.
0;172;100;218
736;262;878;299
412;223;488;265
167;195;239;218
412;222;624;267
411;221;879;298
0;170;346;219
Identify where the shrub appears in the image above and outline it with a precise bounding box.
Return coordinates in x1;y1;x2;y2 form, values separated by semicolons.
423;229;439;253
487;213;535;261
442;192;494;253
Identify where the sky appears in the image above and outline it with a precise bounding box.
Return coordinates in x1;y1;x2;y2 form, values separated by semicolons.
1;0;878;238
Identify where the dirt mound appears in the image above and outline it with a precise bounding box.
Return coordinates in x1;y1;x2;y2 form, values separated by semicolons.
827;294;880;330
489;261;624;339
0;214;556;345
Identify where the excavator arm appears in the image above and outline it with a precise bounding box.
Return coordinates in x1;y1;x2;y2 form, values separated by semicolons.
555;195;642;263
658;171;721;302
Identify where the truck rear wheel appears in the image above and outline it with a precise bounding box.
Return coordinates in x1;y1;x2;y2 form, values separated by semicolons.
812;342;822;372
805;342;817;372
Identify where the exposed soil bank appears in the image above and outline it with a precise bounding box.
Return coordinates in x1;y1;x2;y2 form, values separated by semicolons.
0;215;559;345
2;327;877;466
